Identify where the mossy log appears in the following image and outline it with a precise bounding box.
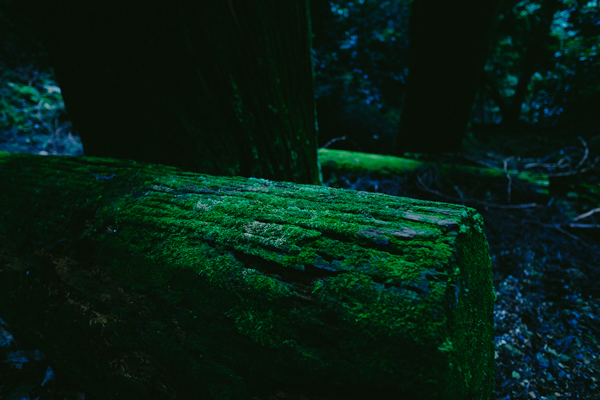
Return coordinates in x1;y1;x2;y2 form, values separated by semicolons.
0;151;494;400
319;148;549;196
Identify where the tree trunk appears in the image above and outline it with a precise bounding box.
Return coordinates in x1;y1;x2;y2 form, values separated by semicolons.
504;0;560;126
8;0;320;185
482;73;510;122
319;148;549;196
0;151;494;400
504;60;536;125
478;0;561;126
396;0;503;154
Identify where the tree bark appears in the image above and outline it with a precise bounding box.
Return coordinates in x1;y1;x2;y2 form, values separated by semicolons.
7;0;320;185
396;0;503;154
504;0;560;125
0;151;494;400
477;0;561;126
319;148;549;196
482;73;510;122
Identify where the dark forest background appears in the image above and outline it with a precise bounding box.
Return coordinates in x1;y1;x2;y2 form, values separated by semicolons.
1;0;599;157
310;0;600;157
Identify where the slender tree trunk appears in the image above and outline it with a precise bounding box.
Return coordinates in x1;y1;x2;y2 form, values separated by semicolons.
396;0;503;154
504;58;536;125
8;0;321;184
482;73;510;121
504;0;560;125
477;0;560;126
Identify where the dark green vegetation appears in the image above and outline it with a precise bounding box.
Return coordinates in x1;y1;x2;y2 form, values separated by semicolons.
0;65;82;156
311;0;600;156
0;151;494;399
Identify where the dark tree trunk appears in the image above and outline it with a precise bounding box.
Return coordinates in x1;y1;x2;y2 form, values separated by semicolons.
503;0;560;125
482;73;510;121
0;151;495;400
476;0;561;126
504;55;537;125
7;0;321;184
396;0;503;154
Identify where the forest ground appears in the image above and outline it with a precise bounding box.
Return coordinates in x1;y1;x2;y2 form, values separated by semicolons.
1;65;600;400
324;126;600;400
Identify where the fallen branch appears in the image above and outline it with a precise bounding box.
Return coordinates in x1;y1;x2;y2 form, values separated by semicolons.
416;175;539;210
318;149;550;196
574;207;600;221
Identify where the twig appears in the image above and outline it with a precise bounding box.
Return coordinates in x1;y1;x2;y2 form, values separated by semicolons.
460;154;501;170
452;184;465;201
416;175;538;209
548;137;594;177
478;202;539;209
416;175;453;199
574;136;589;171
535;222;585;243
523;138;595;177
567;223;600;229
320;136;362;152
574;207;600;221
321;136;347;149
503;156;517;205
524;162;563;169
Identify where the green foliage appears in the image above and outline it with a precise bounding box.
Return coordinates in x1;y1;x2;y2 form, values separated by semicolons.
0;3;82;155
312;0;598;136
0;69;64;133
477;0;600;127
312;0;411;109
311;0;411;153
0;66;82;155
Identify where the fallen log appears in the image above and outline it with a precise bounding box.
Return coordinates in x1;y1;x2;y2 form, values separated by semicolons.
318;148;550;196
0;151;494;400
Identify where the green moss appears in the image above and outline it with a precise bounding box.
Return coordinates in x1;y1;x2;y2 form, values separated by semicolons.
319;148;549;195
0;152;494;399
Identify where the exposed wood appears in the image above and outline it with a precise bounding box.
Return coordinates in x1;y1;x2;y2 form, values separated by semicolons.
0;151;494;399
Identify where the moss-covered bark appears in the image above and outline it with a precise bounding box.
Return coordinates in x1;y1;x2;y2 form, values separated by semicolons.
0;151;494;399
319;148;549;196
9;0;320;184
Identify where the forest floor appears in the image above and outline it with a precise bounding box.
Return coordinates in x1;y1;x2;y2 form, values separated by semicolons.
324;127;600;400
1;63;600;400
